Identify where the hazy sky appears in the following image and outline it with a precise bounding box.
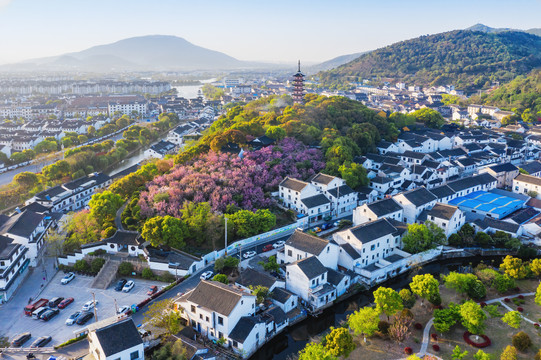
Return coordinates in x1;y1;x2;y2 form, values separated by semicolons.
0;0;539;65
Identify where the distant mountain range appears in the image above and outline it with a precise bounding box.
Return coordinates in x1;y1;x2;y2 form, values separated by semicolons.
0;35;268;72
306;52;365;73
317;29;541;90
467;23;541;37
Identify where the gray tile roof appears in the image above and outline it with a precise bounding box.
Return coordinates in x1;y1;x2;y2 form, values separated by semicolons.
0;210;44;238
93;319;142;357
236;268;276;289
285;230;329;255
186;280;249;316
301;194;330;209
427;203;458;221
272;287;295;304
398;187;437;207
279;177;308;192
488;163;518;173
340;243;361;260
429;185;456;199
520;161;541;175
349;218;400;243
327;185;355;198
447;173;496;192
326;268;347;286
292;256;327;279
474;217;520;233
309;173;336;185
228;316;259;343
514;174;541;186
367;198;403;216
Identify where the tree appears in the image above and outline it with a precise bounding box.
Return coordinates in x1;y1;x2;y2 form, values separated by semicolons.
90;258;106;274
451;345;468;360
500;346;517;360
250;285;270;304
338;161;368;189
324;327;355;357
443;272;477;295
529;258;541;277
388;311;413;343
212;274;229;284
493;273;516;293
348;307;380;340
88;190;123;228
229;209;276;238
536;282;541;306
473;350;492;360
143;299;182;335
501;311;522;329
373;287;403;320
265;126;286;141
298;342;336;360
459;300;487;335
500;255;528;279
142;268;154;279
258;255;280;272
475;232;492;247
14;172;39;189
409;274;439;303
458;223;475;245
399;289;416;309
402;223;438;253
118;261;134;276
511;331;531;352
412;108;445;128
433;303;460;333
151;339;187;360
142;216;188;249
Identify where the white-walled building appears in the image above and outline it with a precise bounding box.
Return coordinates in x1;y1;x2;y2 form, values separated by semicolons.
424;203;465;237
513;174;541;199
278;230;339;270
393;187;437;223
353;198;403;225
0;235;29;303
87;319;143;360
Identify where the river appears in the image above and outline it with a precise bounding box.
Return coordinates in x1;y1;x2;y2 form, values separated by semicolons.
251;255;506;360
173;78;216;99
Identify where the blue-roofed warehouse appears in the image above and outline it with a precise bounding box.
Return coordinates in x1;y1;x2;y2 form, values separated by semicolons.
448;190;526;219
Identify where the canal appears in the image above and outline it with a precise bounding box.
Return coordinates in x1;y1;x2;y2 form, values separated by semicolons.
251;255;506;360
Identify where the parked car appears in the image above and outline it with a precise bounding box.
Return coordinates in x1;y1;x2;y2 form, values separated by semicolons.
32;307;50;320
48;297;64;308
321;223;333;230
40;308;59;321
76;312;94;325
30;336;52;348
114;279;127;291
243;250;257;259
24;298;48;316
333;221;340;227
147;285;158;296
58;297;74;309
200;271;213;280
117;306;130;315
313;227;322;233
122;280;135;293
61;272;75;285
11;332;31;347
272;240;285;248
262;244;273;252
82;300;98;311
66;311;81;325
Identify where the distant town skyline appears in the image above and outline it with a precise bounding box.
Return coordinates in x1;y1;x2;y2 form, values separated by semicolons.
0;0;539;65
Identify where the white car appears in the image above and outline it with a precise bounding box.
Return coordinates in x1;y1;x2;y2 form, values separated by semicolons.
122;280;135;292
61;272;75;285
272;240;285;249
117;306;130;315
243;250;257;259
200;271;213;280
65;311;81;325
82;300;98;311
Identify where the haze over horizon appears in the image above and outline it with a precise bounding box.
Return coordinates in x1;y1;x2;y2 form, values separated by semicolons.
0;0;539;66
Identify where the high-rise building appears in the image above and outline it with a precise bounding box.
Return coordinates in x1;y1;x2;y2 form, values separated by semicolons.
292;60;305;104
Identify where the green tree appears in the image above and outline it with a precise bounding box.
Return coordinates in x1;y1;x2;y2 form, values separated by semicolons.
13;172;39;189
88;190;123;228
493;273;516;293
212;274;229;284
409;274;439;303
501;311;522;329
298;342;337;360
473;350;492;360
265;126;286;141
118;261;134;276
412;108;445;128
451;345;468;360
250;285;271;304
402;223;438;253
500;255;528;279
373;287;403;320
348;307;380;340
324;327;355;357
90;258;106;274
143;299;182;335
535;282;541;306
258;255;280;272
228;209;276;238
142;268;154;279
433;303;460;333
399;289;416;309
338;161;368;189
443;272;477;295
459;300;487;335
142;216;188;249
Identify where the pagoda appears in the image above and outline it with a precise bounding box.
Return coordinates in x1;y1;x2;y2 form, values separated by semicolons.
292;60;305;104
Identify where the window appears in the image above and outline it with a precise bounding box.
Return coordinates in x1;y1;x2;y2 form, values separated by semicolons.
206;316;209;322
287;250;292;257
241;300;243;305
191;305;196;313
218;316;224;325
200;314;203;320
130;351;139;360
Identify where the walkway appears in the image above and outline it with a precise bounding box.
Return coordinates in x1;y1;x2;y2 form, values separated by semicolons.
413;292;537;360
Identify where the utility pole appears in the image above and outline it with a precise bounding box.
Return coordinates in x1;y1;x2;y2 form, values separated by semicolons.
224;216;228;256
92;292;98;322
114;298;118;315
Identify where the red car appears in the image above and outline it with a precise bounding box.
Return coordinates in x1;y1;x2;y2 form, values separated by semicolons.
147;286;158;296
262;244;274;252
58;297;74;309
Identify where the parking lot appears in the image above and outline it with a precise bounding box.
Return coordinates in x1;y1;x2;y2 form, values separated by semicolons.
0;270;165;347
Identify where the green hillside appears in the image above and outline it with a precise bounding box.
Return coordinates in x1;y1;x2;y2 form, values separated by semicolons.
318;30;541;90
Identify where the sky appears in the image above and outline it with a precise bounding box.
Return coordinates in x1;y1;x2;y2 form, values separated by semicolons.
0;0;539;65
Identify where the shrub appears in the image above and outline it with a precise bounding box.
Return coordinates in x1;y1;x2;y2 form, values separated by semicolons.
535;323;540;327
157;272;176;283
517;307;523;312
511;331;531;351
432;344;440;351
479;302;487;307
400;308;414;320
399;289;416;309
74;259;90;272
431;333;437;340
535;349;541;360
500;346;517;360
118;261;134;276
404;347;413;355
428;292;441;306
142;268;154;279
378;320;391;335
504;298;510;302
463;332;491;348
518;295;524;300
467;280;487;300
90;257;106;274
414;323;423;330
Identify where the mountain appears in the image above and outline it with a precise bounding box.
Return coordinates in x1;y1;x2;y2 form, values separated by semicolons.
1;35;252;72
467;23;541;37
306;52;365;73
318;30;541;90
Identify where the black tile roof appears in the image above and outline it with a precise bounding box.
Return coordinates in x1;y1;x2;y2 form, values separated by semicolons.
327;185;355;198
447;173;496;192
279;177;308;192
402;150;428;160
301;194;330;209
292;256;327;279
285;230;329;255
263;306;287;326
0;235;19;260
520;161;541;175
0;210;44;238
398;187;437;206
428;203;458;220
229;316;259;343
456;157;476;166
474;217;520;234
340;243;361;260
105;230;140;246
93;319;142;357
349;218;400;243
509;207;540;224
236;268;276;289
186;281;248;316
367;198;403;216
271;287;295;304
488;163;518;173
309;173;336;185
326;268;347;286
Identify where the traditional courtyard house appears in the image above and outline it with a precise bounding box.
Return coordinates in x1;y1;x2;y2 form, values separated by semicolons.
480;163;519;188
513;174;541;199
393;187;437;223
278;230;338;270
353;198;403;225
87;319;144;360
423;203;465;237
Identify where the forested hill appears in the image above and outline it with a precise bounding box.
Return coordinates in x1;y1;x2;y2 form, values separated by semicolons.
318;30;541;90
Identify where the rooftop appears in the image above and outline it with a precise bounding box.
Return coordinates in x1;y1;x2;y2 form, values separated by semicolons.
285;230;329;255
185;280;251;316
93;319;142;357
366;198;403;216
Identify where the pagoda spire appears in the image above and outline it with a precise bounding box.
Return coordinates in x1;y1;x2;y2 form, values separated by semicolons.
292;60;305;104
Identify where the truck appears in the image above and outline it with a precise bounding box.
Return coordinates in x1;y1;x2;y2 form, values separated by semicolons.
24;298;49;316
